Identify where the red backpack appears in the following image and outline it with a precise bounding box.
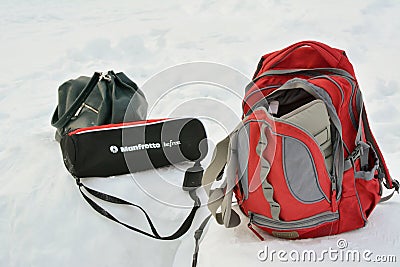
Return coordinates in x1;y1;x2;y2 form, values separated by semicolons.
203;40;399;239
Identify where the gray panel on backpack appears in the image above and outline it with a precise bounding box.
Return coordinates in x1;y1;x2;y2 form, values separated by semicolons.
283;136;326;203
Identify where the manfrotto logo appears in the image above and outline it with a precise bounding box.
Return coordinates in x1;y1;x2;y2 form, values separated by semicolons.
110;145;119;153
120;143;161;152
109;140;181;154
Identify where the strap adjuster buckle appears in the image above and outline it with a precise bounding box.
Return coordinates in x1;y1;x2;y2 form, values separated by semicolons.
347;143;362;163
183;161;204;191
74;176;82;186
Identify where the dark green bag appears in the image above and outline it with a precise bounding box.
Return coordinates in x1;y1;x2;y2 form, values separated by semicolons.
51;71;147;141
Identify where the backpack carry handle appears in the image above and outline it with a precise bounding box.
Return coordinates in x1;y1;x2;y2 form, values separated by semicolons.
264;40;342;70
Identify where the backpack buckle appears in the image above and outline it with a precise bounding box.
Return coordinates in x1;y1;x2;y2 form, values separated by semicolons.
347;143;362;163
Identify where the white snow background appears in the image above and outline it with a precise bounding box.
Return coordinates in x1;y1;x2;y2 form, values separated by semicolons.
1;0;399;266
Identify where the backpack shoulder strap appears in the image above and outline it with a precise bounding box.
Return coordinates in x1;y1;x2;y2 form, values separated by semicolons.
345;93;399;200
360;105;399;192
202;128;242;228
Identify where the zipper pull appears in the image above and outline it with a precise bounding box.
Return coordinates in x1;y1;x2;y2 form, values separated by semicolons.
73;103;99;118
331;189;338;212
73;103;85;117
248;216;264;241
331;174;337;191
331;175;338;212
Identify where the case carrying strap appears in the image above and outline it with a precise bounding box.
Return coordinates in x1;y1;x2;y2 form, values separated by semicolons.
51;72;102;129
74;161;203;240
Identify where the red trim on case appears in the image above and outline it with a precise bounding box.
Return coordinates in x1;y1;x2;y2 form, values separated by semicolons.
68;119;169;136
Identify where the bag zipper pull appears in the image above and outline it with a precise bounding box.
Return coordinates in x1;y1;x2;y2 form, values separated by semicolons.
248;216;264;241
73;103;99;118
331;189;337;212
331;175;338;212
74;103;85;117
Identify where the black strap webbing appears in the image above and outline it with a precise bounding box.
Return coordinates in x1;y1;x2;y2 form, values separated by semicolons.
192;215;212;267
76;178;200;240
379;179;400;203
380;191;396;203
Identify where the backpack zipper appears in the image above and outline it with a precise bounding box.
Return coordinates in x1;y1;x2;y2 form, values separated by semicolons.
243;85;281;109
309;75;344;105
248;214;265;241
250;211;339;231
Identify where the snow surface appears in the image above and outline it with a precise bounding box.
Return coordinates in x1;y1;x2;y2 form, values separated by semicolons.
1;0;399;266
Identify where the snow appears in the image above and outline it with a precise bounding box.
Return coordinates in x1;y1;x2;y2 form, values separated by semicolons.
1;0;399;266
